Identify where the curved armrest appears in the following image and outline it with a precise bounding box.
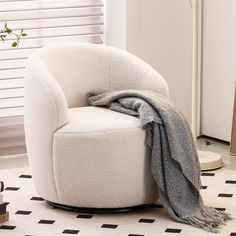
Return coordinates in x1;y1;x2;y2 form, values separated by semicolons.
140;64;169;97
24;54;68;202
109;47;169;97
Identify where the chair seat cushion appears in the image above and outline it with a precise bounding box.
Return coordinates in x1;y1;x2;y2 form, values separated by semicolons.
57;106;142;134
53;106;158;208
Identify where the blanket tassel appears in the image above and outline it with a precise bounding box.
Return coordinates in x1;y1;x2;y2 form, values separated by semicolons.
183;207;232;233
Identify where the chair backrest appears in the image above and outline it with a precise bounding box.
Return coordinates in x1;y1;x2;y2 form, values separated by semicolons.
37;43;168;108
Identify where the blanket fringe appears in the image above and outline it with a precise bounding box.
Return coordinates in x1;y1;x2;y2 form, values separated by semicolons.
183;207;232;233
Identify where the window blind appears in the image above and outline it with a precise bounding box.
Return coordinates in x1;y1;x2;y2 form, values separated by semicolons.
0;0;104;155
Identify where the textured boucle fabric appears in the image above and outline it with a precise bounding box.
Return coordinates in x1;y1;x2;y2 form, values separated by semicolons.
88;89;231;232
53;107;158;208
25;43;168;208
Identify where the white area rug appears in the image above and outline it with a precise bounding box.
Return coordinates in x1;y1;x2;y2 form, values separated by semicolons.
0;167;236;236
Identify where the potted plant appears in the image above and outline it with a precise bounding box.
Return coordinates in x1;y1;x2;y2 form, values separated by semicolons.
0;23;27;47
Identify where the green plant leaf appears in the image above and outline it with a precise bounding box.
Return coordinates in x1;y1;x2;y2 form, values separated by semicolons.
5;27;12;33
204;140;212;146
11;41;18;47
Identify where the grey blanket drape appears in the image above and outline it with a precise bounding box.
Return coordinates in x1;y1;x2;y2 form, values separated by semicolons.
88;90;231;232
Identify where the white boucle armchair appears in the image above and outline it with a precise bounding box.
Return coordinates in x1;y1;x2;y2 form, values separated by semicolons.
24;43;169;211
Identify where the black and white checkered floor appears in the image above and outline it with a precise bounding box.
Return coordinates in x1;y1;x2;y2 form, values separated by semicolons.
0;166;236;236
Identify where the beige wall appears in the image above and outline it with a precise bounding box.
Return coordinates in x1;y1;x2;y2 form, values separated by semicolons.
106;0;193;124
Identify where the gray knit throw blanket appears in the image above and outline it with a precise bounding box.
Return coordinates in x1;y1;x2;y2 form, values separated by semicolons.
88;89;231;232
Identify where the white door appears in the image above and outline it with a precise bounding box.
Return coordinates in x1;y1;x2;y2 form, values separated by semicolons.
201;0;236;141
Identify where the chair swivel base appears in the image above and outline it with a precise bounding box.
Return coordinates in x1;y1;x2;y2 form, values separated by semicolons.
47;201;151;214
